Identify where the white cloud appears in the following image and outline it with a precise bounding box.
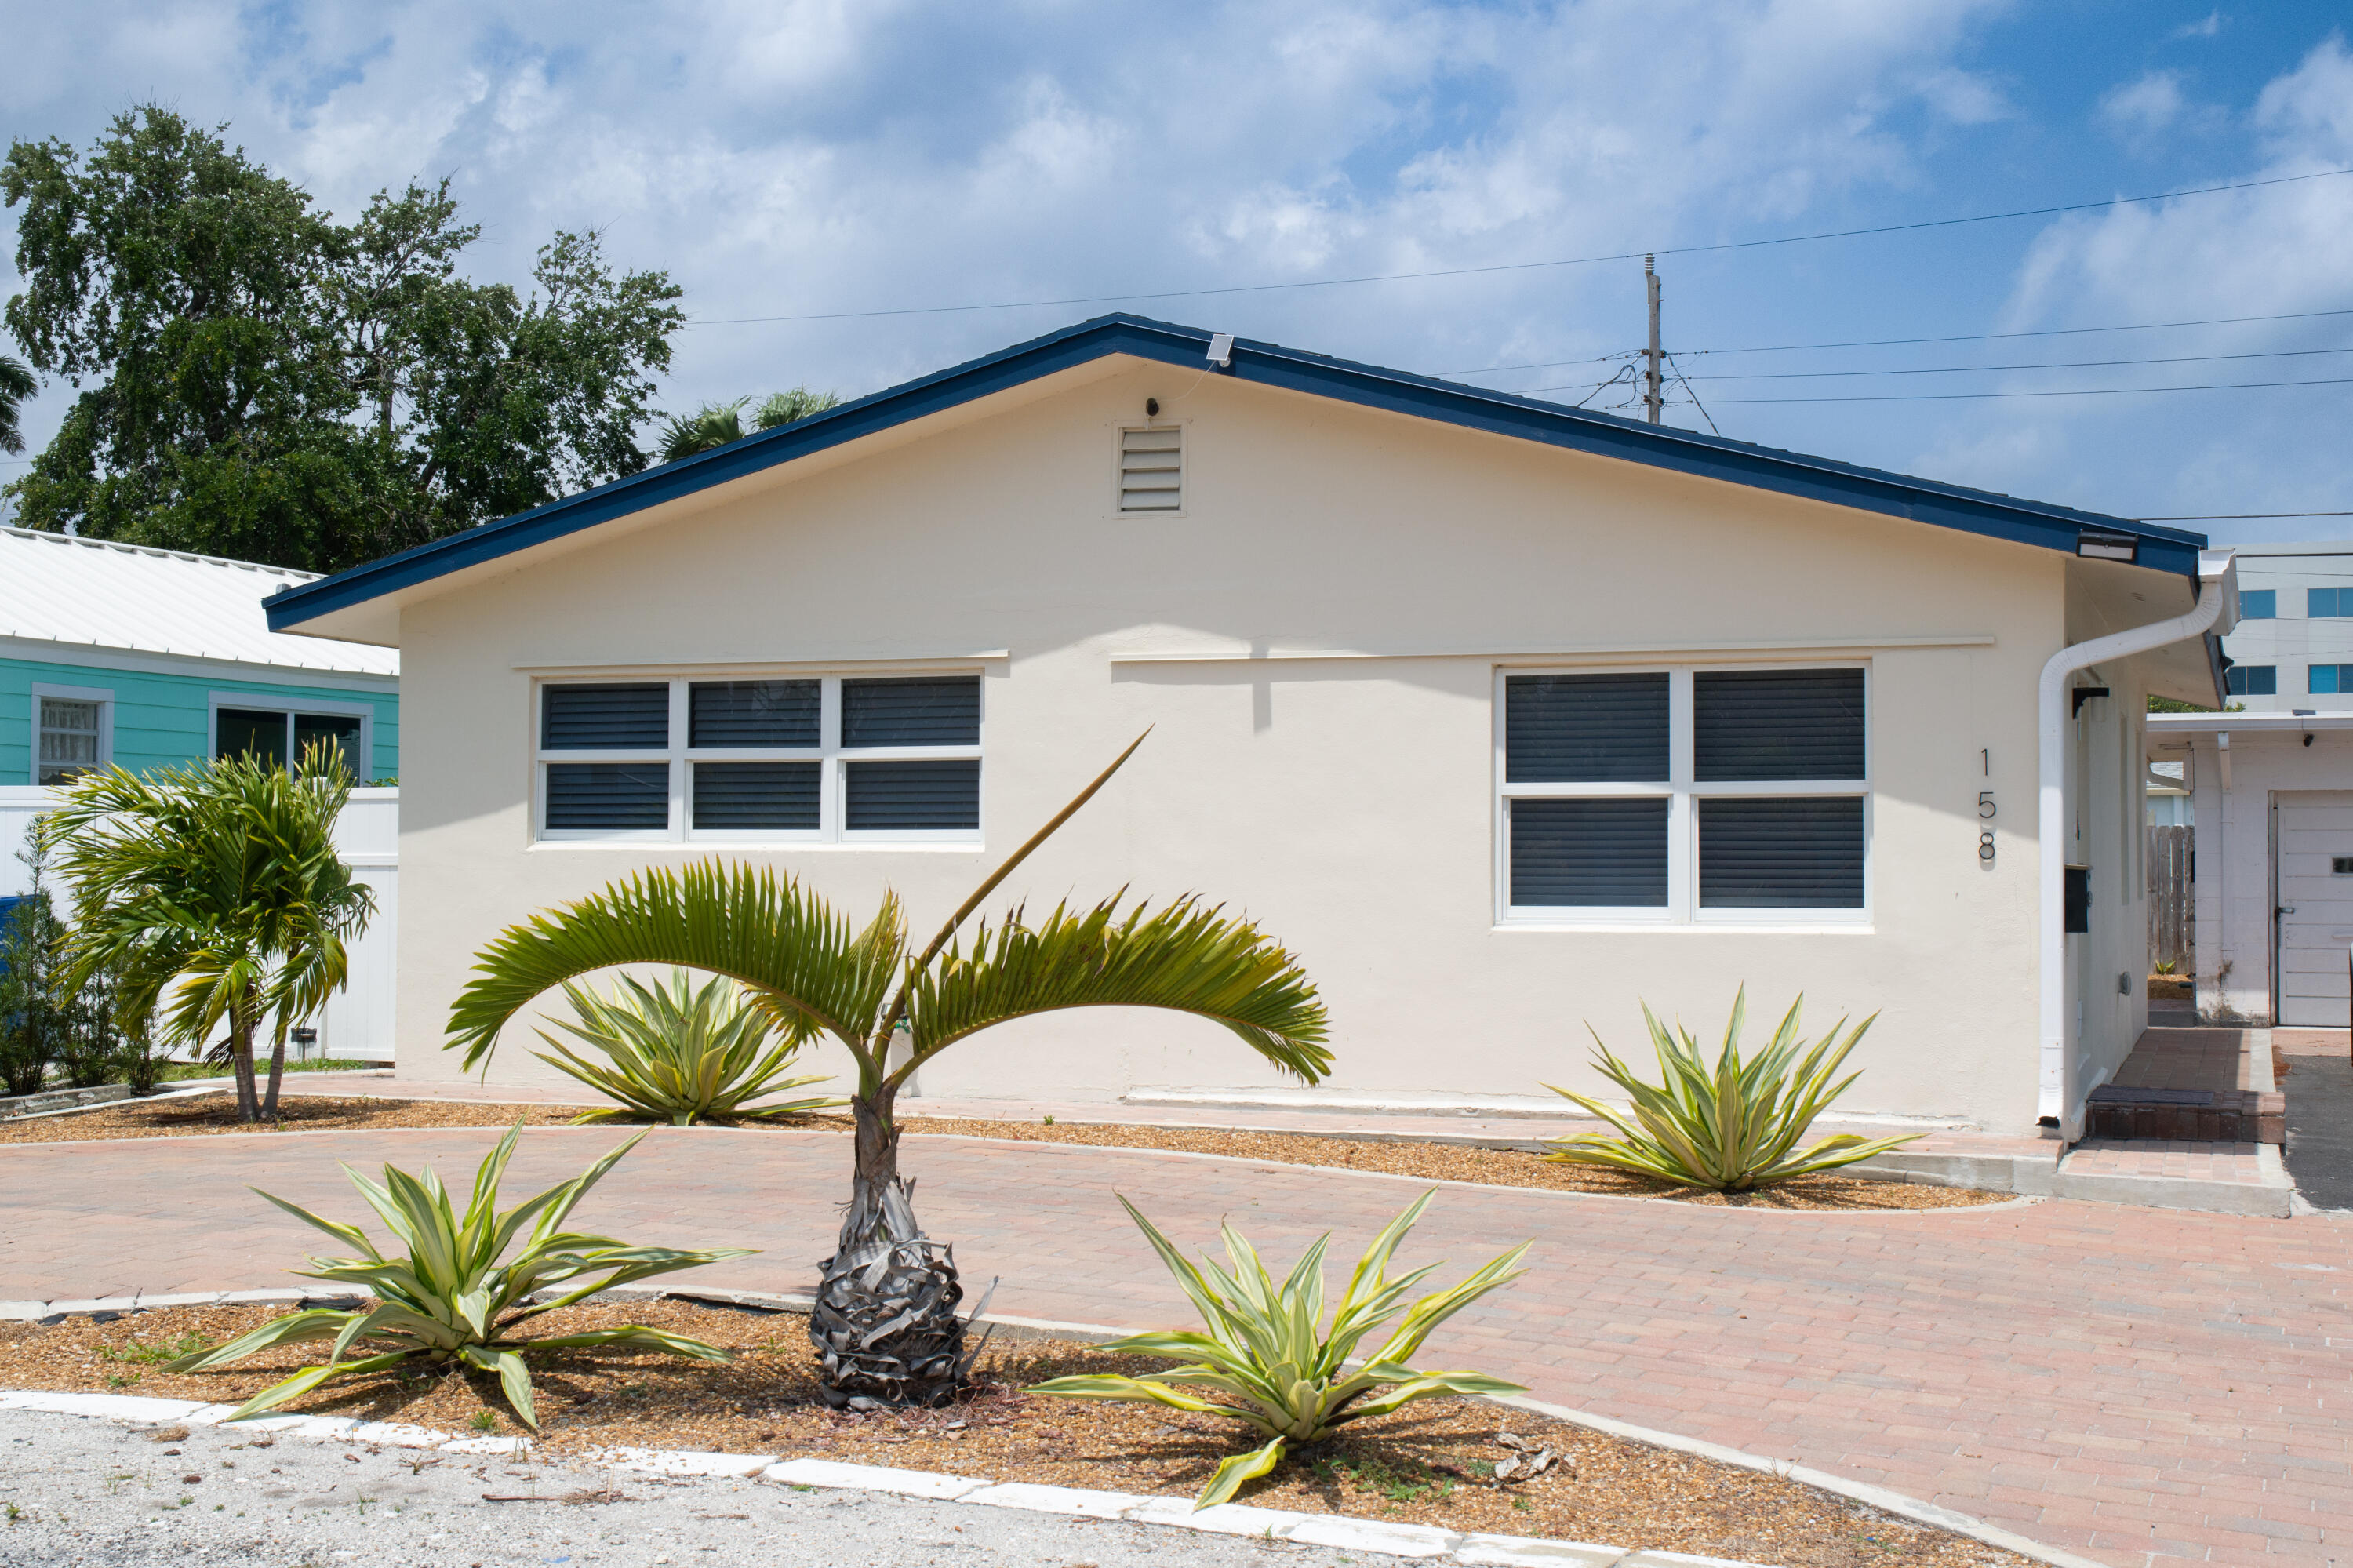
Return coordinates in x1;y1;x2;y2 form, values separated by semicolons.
2169;11;2223;42
1913;67;2013;126
2098;70;2188;140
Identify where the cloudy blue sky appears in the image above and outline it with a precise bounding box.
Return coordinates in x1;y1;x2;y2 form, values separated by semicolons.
5;1;2349;544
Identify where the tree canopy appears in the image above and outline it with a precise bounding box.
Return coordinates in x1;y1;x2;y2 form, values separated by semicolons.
1;106;684;573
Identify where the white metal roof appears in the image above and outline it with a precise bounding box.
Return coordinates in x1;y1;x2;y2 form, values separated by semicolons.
0;528;399;678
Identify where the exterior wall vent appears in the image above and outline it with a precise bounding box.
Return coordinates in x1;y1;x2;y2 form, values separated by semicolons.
1118;426;1183;513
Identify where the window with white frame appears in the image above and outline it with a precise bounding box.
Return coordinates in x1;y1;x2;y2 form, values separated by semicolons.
1497;665;1867;922
214;701;369;777
34;684;111;786
536;673;984;842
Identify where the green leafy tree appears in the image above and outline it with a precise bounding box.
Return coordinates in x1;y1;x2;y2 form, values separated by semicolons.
42;748;376;1122
1;105;683;573
444;739;1330;1410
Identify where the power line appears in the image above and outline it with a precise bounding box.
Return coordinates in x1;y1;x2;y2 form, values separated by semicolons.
1442;307;2353;377
685;166;2353;326
1684;346;2353;382
1688;376;2353;404
2148;511;2353;521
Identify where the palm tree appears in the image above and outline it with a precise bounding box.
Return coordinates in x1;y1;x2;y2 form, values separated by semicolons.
656;387;841;463
752;387;839;429
0;351;35;456
446;738;1330;1410
42;747;378;1122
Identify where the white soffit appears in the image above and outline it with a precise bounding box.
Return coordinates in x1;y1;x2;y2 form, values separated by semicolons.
0;528;399;678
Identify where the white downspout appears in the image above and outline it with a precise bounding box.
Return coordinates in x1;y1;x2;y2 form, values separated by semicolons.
2038;549;2237;1133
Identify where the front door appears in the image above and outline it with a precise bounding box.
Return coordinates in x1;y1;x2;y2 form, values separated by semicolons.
2275;791;2353;1026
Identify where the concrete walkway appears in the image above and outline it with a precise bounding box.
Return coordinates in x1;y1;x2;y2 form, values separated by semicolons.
4;1122;2351;1566
2278;1029;2353;1212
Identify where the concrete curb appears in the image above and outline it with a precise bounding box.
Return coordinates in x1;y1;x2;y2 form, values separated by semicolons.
7;1286;2090;1567
0;1386;1827;1568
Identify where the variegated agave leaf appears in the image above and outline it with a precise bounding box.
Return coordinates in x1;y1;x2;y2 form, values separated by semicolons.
1030;1191;1529;1508
1544;986;1916;1191
534;969;841;1126
162;1120;753;1430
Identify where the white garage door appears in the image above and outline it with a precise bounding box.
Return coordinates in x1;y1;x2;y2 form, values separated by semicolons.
2276;791;2353;1027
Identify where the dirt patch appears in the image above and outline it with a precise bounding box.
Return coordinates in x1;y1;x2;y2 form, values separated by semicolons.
896;1118;2007;1209
0;1093;2002;1209
0;1301;2031;1568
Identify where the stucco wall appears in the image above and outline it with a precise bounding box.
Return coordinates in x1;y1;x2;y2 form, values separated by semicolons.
391;361;2074;1130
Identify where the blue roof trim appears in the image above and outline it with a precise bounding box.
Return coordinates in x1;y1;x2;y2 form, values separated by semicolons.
266;313;2209;631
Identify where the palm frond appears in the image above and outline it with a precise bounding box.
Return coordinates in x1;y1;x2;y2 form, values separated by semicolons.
446;862;899;1079
904;896;1330;1086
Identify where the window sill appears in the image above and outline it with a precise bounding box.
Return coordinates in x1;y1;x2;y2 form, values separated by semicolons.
529;838;985;853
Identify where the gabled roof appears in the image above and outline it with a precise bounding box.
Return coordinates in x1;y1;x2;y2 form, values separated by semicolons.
264;313;2207;638
0;527;399;678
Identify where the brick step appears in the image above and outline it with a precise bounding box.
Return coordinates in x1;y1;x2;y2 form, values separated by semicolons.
2083;1084;2283;1144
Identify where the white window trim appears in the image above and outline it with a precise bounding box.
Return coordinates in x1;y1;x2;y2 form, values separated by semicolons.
534;672;985;846
31;682;114;787
1493;661;1872;930
208;693;376;777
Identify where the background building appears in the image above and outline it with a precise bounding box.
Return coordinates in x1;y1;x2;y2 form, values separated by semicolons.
2211;542;2353;713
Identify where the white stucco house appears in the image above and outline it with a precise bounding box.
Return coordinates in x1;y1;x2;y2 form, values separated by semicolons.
261;315;2237;1137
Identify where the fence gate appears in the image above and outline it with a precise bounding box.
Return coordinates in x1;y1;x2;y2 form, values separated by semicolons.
2147;824;2193;973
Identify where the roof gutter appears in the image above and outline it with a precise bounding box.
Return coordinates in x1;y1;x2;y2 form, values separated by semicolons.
2038;550;2237;1134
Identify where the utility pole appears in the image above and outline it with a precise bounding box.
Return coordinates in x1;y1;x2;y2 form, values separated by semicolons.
1642;255;1663;424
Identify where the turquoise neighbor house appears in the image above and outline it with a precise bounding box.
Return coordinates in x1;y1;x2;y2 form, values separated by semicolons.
0;526;399;791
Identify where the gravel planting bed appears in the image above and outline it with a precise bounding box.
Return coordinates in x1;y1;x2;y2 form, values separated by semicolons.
0;1093;2001;1209
0;1301;2034;1568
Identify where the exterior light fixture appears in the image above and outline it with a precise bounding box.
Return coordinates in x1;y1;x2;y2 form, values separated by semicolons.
2076;532;2138;562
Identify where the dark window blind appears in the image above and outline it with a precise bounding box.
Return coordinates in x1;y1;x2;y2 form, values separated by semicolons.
689;680;820;748
1693;669;1864;781
1505;674;1668;783
1509;798;1669;907
693;762;820;830
1698;798;1864;908
546;762;669;830
846;759;980;830
543;684;669;750
842;677;980;747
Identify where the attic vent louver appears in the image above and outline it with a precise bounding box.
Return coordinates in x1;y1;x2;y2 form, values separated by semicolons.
1118;426;1183;513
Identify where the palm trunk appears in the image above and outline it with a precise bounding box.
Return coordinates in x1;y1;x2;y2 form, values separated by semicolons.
809;1090;970;1409
259;1027;289;1120
230;1016;260;1123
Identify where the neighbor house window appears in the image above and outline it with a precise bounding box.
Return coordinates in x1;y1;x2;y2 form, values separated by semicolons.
1498;665;1867;922
33;683;111;786
2226;665;2277;697
214;703;369;777
2311;665;2353;695
2238;589;2276;619
2309;589;2351;618
536;674;983;842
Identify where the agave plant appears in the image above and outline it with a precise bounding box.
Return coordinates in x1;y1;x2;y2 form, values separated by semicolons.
164;1122;751;1428
1030;1191;1530;1509
536;969;841;1125
446;736;1329;1410
1544;987;1918;1191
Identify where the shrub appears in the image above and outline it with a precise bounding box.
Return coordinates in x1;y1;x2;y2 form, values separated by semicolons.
164;1120;751;1428
1029;1191;1529;1509
534;969;839;1126
1544;986;1919;1191
0;894;59;1097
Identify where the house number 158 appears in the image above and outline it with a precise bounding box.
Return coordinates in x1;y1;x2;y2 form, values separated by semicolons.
1978;748;1995;863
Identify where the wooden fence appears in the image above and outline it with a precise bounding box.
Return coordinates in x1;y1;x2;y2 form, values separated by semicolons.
2148;824;2193;971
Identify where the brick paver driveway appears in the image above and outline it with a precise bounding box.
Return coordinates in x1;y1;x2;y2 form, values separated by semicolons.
4;1126;2349;1566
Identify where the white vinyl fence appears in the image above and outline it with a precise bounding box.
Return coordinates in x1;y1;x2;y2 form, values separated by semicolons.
0;784;398;1064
